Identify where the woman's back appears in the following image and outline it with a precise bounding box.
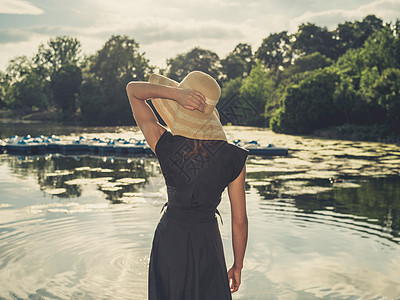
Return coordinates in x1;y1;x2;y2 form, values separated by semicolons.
155;130;248;211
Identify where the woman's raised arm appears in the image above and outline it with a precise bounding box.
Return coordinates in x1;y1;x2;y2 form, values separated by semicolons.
126;81;207;152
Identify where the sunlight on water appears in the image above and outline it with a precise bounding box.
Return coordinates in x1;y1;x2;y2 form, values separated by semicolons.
0;125;400;299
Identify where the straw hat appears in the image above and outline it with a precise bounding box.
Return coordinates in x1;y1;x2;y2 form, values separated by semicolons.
149;71;227;141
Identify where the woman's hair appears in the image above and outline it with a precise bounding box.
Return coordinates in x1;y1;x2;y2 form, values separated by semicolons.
183;140;215;162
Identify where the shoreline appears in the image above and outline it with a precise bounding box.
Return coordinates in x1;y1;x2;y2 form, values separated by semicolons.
311;125;400;145
1;116;399;146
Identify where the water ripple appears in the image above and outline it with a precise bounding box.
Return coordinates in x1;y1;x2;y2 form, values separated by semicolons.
258;199;399;245
0;207;153;299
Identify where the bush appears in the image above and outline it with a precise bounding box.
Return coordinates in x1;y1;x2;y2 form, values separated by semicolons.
270;69;340;134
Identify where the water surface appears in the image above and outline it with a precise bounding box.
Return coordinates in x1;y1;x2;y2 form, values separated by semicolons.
1;125;400;299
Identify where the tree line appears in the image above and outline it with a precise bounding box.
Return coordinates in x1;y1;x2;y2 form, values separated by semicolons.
0;14;399;140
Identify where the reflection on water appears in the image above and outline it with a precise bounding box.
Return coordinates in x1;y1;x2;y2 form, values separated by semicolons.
252;177;400;243
6;154;157;204
1;125;400;299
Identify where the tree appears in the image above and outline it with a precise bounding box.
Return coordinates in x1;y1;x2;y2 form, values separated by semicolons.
34;36;83;79
255;31;292;70
3;55;49;111
221;43;253;81
79;75;105;122
166;47;221;82
232;43;253;65
270;69;340;134
7;72;49;112
82;35;152;124
239;62;274;126
292;23;338;60
361;25;398;72
357;66;385;124
360;15;384;39
370;68;400;131
0;36;84;114
333;15;384;57
334;21;360;56
0;71;7;108
221;54;247;82
51;64;82;120
4;56;33;84
218;77;243;125
290;52;332;74
90;35;150;84
394;19;400;67
334;73;369;125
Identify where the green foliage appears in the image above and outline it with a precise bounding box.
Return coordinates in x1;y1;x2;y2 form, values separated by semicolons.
221;54;247;81
284;20;400;138
255;52;333;124
5;56;34;84
255;31;292;70
8;71;49;112
79;75;106;122
220;77;243;102
1;34;153;124
0;71;6;108
83;35;153;124
90;35;150;83
361;25;398;72
1;38;83;115
270;69;340;133
51;64;82;121
357;67;386;124
334;24;396;79
221;43;253;81
333;15;384;56
166;47;221;82
292;23;338;60
3;56;49;112
370;68;400;131
218;77;243;124
291;52;333;74
34;36;83;79
328;124;399;143
333;26;400;128
333;73;368;125
240;62;274;126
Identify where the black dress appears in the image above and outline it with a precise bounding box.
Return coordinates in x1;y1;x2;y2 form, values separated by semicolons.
148;130;249;300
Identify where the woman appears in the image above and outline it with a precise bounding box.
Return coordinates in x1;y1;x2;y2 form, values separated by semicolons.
126;71;248;300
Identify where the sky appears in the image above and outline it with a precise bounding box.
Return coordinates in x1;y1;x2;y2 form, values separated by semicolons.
0;0;399;71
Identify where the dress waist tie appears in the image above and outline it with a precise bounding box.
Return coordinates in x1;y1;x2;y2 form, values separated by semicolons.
160;202;223;224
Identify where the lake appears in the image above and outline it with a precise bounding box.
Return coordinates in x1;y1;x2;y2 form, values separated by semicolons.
0;123;400;299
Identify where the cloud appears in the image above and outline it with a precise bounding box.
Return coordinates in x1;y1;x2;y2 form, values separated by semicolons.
76;18;244;44
1;0;400;71
0;0;44;15
0;29;32;44
289;0;400;31
0;25;81;45
0;35;42;70
67;0;253;65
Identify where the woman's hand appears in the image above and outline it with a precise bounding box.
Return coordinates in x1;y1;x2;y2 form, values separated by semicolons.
227;264;242;293
174;88;208;112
